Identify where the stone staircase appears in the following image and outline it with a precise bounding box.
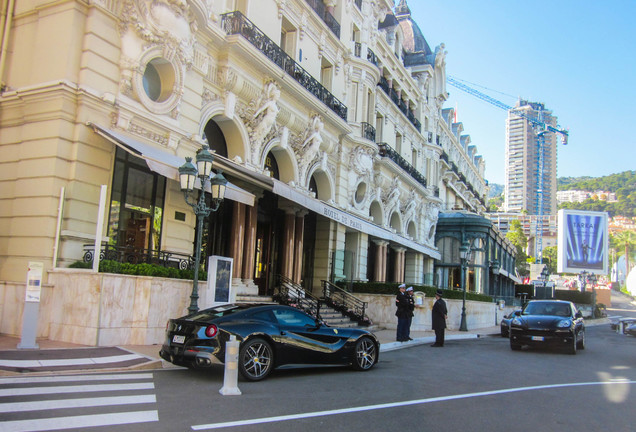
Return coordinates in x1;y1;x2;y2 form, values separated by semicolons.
318;304;360;328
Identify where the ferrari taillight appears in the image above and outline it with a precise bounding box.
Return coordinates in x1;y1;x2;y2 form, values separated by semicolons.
205;324;218;338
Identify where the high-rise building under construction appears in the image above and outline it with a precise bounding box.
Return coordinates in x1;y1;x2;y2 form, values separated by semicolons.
504;100;558;216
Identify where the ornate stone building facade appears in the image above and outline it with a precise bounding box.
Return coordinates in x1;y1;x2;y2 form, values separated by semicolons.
0;0;494;304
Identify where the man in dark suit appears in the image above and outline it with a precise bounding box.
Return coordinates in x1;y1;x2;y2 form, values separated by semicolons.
431;289;447;347
395;284;410;342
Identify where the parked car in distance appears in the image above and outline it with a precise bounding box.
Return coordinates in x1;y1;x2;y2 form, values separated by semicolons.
160;303;379;381
509;300;585;354
624;321;636;337
500;310;520;338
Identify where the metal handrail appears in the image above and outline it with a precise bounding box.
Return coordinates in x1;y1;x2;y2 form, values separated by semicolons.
321;280;368;324
82;243;193;270
275;275;322;319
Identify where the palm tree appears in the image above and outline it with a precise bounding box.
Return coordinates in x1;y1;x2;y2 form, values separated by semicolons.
611;230;636;281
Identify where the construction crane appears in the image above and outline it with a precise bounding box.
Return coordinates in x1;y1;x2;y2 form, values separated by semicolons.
446;76;569;264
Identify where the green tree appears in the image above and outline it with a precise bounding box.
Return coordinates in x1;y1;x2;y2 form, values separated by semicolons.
611;230;636;281
506;219;529;276
542;245;558;274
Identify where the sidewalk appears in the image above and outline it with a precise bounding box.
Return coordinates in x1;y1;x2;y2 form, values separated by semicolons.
0;325;502;376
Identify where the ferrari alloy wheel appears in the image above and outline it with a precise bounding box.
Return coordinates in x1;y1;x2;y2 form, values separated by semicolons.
239;338;273;381
352;336;377;371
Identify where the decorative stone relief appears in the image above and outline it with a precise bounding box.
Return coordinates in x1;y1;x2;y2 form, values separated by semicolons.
275;0;287;19
119;0;196;67
296;114;324;168
249;81;281;147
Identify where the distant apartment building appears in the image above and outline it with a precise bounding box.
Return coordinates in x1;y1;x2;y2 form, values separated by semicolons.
556;190;617;204
609;216;636;233
504;100;558;216
487;212;558;257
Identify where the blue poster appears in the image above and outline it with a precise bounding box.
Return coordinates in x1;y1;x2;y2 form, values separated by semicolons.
214;259;232;303
565;213;604;270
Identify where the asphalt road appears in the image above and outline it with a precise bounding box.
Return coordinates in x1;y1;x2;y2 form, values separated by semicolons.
2;291;635;432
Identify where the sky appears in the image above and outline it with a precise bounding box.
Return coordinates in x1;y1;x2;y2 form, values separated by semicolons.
406;0;636;186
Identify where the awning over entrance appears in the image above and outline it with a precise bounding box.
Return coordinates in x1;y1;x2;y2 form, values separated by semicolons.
88;123;255;206
272;180;441;259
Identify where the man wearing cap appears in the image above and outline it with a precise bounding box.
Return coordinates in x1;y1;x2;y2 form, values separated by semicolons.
405;287;415;340
431;289;448;347
395;284;410;342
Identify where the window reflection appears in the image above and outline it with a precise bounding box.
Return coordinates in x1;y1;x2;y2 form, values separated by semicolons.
107;148;165;252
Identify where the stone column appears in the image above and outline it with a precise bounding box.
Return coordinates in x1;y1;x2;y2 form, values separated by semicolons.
242;204;258;280
292;210;307;284
393;246;406;283
229;203;245;279
281;208;296;280
373;240;388;282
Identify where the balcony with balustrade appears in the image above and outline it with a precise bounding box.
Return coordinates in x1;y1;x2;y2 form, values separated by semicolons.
377;76;421;131
377;142;427;188
305;0;340;38
221;11;347;121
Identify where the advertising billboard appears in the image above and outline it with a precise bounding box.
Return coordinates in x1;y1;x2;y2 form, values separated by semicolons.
557;210;608;274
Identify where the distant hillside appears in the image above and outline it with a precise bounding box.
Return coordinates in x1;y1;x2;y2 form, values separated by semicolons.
488;183;504;198
557;170;636;217
557;170;635;193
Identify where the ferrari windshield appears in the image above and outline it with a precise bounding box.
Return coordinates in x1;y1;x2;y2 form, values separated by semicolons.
523;302;571;317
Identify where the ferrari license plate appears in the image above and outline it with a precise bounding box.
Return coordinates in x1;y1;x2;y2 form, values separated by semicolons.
172;335;185;344
531;336;544;341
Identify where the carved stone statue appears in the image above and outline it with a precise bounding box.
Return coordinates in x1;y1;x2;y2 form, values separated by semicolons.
250;82;280;145
299;115;324;165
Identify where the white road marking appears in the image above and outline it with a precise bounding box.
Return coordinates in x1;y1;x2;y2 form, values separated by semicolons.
191;381;636;430
0;373;153;385
0;382;154;397
0;394;156;413
0;410;158;432
0;354;143;368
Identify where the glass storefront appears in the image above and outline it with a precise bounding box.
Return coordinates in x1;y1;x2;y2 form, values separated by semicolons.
107;148;166;253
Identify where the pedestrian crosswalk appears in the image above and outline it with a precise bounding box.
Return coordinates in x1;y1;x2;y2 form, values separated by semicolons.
0;372;158;431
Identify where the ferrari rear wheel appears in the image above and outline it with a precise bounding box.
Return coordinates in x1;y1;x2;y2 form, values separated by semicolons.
352;336;377;371
239;338;273;381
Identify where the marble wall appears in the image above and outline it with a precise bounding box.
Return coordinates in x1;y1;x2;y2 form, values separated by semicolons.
0;269;212;346
1;270;512;347
358;293;514;331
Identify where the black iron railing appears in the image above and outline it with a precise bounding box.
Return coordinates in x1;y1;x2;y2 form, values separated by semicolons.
221;11;347;121
440;151;449;164
361;122;376;142
353;42;379;67
275;275;322;319
322;280;369;325
377;142;427;188
377;79;421;131
82;244;193;270
305;0;340;38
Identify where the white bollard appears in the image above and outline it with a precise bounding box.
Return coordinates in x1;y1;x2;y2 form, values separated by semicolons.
219;335;241;396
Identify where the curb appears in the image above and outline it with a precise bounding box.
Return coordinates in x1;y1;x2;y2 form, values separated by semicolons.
380;333;483;352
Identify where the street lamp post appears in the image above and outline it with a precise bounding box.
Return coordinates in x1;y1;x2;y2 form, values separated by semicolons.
178;145;227;315
579;270;588;293
588;273;597;317
491;260;500;325
459;240;473;332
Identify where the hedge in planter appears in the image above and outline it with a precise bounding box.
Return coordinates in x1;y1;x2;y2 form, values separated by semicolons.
69;260;206;281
